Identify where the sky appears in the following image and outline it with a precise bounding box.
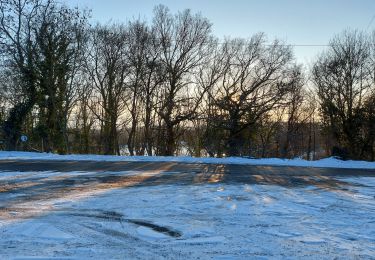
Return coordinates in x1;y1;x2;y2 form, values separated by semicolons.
65;0;375;65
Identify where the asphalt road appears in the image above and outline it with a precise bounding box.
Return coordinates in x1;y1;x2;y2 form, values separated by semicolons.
0;159;374;188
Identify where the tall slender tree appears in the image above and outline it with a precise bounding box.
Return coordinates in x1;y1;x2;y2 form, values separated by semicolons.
85;24;129;155
152;5;213;155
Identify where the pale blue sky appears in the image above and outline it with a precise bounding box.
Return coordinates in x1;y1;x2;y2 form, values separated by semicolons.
65;0;375;64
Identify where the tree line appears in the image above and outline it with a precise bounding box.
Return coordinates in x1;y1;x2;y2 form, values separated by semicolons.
0;0;374;160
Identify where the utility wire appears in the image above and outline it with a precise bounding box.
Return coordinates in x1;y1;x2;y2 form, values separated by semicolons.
215;43;331;47
166;41;331;47
366;14;375;31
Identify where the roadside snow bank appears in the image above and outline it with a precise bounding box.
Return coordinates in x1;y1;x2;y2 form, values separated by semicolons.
0;151;375;169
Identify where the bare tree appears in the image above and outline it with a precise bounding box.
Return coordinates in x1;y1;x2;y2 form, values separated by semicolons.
206;35;297;156
152;5;213;155
312;30;372;159
280;66;306;158
361;93;375;160
73;79;95;154
85;24;129;155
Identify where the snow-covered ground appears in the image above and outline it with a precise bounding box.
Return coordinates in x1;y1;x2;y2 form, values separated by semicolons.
0;169;374;259
1;151;375;169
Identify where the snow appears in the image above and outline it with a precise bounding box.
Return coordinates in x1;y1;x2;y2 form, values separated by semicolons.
1;151;375;169
0;169;374;259
136;226;170;239
12;223;74;240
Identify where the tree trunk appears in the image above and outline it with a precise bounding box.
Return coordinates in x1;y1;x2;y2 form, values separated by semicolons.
226;117;242;157
227;130;242;157
165;124;175;156
127;118;137;156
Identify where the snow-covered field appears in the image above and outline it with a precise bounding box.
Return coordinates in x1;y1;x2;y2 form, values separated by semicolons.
0;169;374;259
1;151;375;169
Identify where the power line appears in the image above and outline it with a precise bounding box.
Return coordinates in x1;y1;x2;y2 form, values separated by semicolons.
366;14;375;31
163;39;330;47
268;44;329;47
213;43;331;47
